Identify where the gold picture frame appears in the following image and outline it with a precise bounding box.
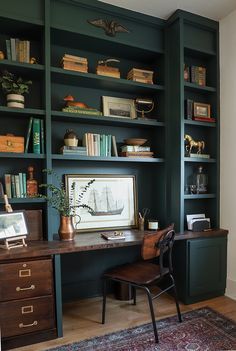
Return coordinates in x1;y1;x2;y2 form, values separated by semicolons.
102;96;136;119
65;174;138;232
193;102;211;118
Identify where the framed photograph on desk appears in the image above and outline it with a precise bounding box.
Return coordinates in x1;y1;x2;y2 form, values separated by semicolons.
0;211;28;239
66;174;137;232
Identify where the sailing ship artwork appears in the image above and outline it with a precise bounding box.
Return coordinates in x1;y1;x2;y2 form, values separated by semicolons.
88;186;124;216
66;174;137;232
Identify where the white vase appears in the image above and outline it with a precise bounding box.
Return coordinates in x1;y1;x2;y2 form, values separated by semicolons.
7;94;25;108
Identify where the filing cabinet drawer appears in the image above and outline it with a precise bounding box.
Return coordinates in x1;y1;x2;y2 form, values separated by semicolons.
0;259;53;301
0;295;55;338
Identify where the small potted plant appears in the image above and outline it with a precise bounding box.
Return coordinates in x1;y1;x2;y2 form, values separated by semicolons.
0;70;32;108
39;169;95;241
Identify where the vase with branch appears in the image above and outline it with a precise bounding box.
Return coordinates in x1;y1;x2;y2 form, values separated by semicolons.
39;169;95;240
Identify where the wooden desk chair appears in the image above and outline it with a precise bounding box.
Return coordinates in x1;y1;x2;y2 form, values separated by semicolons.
101;224;182;343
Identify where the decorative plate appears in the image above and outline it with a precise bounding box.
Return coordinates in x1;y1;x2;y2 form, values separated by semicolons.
124;138;147;146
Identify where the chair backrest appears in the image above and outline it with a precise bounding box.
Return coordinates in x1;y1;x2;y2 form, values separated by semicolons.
141;223;174;260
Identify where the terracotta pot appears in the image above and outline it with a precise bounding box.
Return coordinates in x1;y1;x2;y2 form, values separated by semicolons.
58;215;75;241
7;94;24;108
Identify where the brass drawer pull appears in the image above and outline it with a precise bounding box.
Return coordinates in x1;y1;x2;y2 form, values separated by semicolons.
21;305;34;314
19;269;31;277
16;284;35;292
19;321;38;328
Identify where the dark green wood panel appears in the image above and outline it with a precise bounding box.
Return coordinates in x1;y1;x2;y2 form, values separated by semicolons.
184;23;216;54
0;1;44;24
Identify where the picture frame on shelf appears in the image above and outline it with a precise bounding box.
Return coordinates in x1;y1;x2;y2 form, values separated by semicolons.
66;174;137;232
102;96;136;119
0;211;28;239
193;102;211;118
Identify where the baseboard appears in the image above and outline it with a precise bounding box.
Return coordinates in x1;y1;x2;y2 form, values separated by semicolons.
225;278;236;300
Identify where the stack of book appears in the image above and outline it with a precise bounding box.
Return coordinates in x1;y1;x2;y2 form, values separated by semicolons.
6;38;30;63
96;65;120;78
60;146;87;156
25;117;44;154
127;68;154;84
61;54;88;73
4;173;27;198
83;133;118;157
62;105;102;116
184;65;206;86
120;145;154;158
185;99;215;122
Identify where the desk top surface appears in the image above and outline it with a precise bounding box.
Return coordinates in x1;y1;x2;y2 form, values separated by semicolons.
0;228;228;261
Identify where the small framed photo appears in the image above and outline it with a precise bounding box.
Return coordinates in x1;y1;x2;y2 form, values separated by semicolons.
66;174;138;232
193;102;211;118
102;96;136;119
0;211;28;239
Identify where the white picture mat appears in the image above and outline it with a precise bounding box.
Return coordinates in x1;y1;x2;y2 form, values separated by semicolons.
0;212;28;239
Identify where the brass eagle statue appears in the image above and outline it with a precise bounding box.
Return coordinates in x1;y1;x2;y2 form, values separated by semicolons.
87;19;130;37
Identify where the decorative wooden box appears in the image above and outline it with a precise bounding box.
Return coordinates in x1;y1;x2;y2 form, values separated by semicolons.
0;134;24;153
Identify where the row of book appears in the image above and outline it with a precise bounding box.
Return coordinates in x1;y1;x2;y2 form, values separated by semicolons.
120;144;154;158
6;38;30;63
184;64;206;86
62;105;102;116
83;133;118;157
4;173;27;198
61;54;88;73
25;117;45;154
127;68;154;84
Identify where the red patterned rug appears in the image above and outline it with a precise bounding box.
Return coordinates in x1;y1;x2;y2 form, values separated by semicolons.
47;307;236;350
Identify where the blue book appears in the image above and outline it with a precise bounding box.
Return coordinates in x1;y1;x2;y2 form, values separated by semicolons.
22;173;27;197
40;119;45;154
32;118;41;154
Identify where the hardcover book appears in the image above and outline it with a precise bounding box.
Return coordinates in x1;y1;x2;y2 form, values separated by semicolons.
101;232;125;240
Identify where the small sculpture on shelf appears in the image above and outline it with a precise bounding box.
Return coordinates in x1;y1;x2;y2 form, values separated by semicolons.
135;98;154;119
184;134;205;156
26;166;38;197
64;129;78;147
96;58;120;78
62;95;101;116
87;19;130;37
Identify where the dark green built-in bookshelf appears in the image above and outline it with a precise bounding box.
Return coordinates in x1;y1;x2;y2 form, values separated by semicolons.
0;0;224;307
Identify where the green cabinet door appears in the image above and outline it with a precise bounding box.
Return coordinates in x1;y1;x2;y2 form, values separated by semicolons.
188;237;227;298
173;235;227;304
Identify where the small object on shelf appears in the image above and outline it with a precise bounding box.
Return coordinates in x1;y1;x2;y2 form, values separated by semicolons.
192;116;216;123
96;59;120;78
7;38;30;63
148;219;159;230
127;68;154;84
87;19;130;37
64;129;78;147
124;138;147;146
193;165;208;194
63;95;102;115
135;98;154;119
184;134;205;155
187;214;211;232
120;151;154;158
184;99;193;119
0;70;32;108
191;65;206;86
0;51;5;60
60;145;87;156
193;102;211;119
189;153;210;159
102;96;136;119
29;57;37;64
0;134;24;153
3;194;13;212
184;64;190;82
101;231;125;240
26;166;38;197
61;54;88;72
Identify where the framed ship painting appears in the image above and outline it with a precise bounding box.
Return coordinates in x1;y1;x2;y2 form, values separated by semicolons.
65;174;137;232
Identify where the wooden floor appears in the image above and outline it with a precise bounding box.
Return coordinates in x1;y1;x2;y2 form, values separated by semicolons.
14;292;236;351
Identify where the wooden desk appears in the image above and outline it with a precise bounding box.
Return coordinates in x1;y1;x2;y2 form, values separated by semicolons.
0;228;228;350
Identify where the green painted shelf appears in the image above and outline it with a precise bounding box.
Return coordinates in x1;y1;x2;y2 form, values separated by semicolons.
51;67;164;94
184;157;216;163
184;82;216;93
0;198;46;204
184;194;216;199
0;153;45;159
52;154;164;163
184;46;217;58
0;60;44;77
51;111;164;128
0;106;45;116
184;119;216;127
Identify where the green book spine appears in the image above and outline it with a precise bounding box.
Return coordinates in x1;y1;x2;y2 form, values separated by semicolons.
32;118;41;154
5;40;11;60
107;135;112;157
22;173;27;197
11;175;16;198
25;116;33;153
4;174;12;198
15;175;20;198
18;172;24;198
40;119;45;154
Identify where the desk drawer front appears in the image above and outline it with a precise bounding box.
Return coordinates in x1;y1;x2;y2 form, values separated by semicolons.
0;296;55;337
0;259;53;301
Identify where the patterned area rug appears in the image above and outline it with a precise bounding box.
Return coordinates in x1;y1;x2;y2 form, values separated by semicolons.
47;307;236;351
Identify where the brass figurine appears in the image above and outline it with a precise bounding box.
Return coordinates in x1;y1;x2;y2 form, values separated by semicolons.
135;98;154;119
184;134;205;155
97;58;120;66
87;19;130;37
30;57;37;64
